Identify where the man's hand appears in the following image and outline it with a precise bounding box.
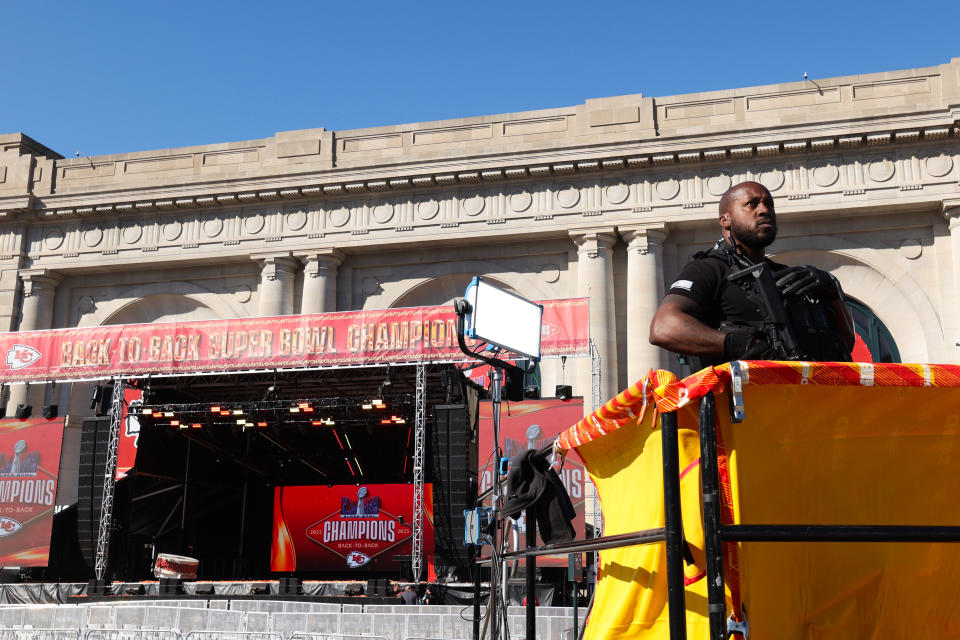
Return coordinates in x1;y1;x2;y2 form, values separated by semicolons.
722;328;775;361
776;266;839;300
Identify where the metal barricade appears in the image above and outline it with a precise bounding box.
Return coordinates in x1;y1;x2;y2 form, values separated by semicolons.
0;629;81;640
184;633;282;640
83;631;181;640
289;635;388;640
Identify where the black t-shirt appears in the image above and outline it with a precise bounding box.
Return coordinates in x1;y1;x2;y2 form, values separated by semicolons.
667;252;788;330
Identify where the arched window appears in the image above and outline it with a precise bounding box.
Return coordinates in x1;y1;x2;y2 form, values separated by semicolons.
846;298;901;363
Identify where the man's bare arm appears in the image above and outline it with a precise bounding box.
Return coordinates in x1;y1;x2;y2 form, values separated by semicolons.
649;294;725;357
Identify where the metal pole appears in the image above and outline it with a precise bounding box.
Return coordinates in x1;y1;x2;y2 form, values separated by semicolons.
412;363;426;583
489;366;504;640
659;409;687;640
473;560;481;640
525;509;536;640
94;377;125;581
573;567;579;640
698;393;727;640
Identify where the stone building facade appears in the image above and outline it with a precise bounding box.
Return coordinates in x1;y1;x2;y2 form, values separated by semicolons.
1;58;959;504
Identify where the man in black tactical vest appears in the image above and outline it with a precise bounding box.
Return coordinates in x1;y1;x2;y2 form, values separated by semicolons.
649;181;855;369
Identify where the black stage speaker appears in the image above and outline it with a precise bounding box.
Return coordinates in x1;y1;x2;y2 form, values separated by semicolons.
90;385;114;416
365;577;389;596
555;385;573;400
159;577;182;595
279;576;302;595
431;404;476;579
77;417;112;573
15;404;31;419
42;404;58;419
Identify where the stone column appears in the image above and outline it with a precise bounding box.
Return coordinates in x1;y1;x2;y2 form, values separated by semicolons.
944;201;960;361
570;229;619;406
253;253;299;317
299;249;345;314
7;270;62;414
620;224;669;383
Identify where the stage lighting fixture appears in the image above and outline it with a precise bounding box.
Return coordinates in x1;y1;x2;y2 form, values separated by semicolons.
164;411;174;417
345;458;356;476
256;421;267;427
42;405;58;419
152;412;163;418
14;405;31;420
343;433;352;449
220;410;230;416
361;403;372;410
179;424;188;430
142;407;153;415
289;406;300;413
381;419;391;425
170;420;180;427
210;406;221;413
236;419;246;425
555;385;573;401
354;458;364;475
232;409;243;415
191;423;201;429
463;276;543;360
311;420;323;426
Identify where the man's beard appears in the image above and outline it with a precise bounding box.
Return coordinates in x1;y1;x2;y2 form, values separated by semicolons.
731;218;776;250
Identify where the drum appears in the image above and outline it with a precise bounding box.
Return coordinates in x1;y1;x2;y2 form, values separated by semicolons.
153;553;199;580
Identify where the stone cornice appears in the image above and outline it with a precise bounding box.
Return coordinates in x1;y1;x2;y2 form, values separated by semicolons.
12;116;959;220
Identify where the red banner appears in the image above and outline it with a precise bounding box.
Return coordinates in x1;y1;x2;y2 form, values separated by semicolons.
0;299;588;383
117;387;143;480
0;418;65;566
478;399;586;566
271;483;435;576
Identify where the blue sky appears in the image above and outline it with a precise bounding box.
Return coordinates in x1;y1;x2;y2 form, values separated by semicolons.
3;0;956;157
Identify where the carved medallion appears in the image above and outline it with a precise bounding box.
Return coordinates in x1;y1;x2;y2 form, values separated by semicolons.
655;179;680;201
867;159;895;182
462;195;485;216
604;183;629;205
202;218;224;238
899;239;922;260
759;169;785;192
43;228;64;251
925;154;954;178
706;174;732;196
329;208;350;228
373;203;395;224
417;199;440;220
538;264;561;283
510;191;533;212
286;210;308;231
83;227;103;247
556;186;580;209
162;220;183;241
243;214;265;234
812;164;839;187
235;284;252;304
122;223;142;244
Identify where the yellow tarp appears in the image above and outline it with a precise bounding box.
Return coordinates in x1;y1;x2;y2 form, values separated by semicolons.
563;362;960;639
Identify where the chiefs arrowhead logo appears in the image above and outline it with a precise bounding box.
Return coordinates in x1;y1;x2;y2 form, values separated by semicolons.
541;323;559;337
6;344;41;370
0;517;22;537
346;551;370;568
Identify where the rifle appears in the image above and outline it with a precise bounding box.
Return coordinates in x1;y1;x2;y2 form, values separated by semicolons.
726;262;805;360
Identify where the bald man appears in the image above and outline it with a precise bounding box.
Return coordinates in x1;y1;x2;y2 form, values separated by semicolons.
649;181;854;368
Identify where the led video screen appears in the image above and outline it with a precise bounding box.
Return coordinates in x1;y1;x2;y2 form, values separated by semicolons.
271;483;434;574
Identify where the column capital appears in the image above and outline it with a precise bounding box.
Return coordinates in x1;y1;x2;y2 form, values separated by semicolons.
943;199;960;228
618;223;669;253
251;252;299;281
297;248;346;277
20;269;63;297
569;227;617;257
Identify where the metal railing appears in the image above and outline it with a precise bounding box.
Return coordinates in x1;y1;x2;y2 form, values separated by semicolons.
0;630;81;640
84;630;181;640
